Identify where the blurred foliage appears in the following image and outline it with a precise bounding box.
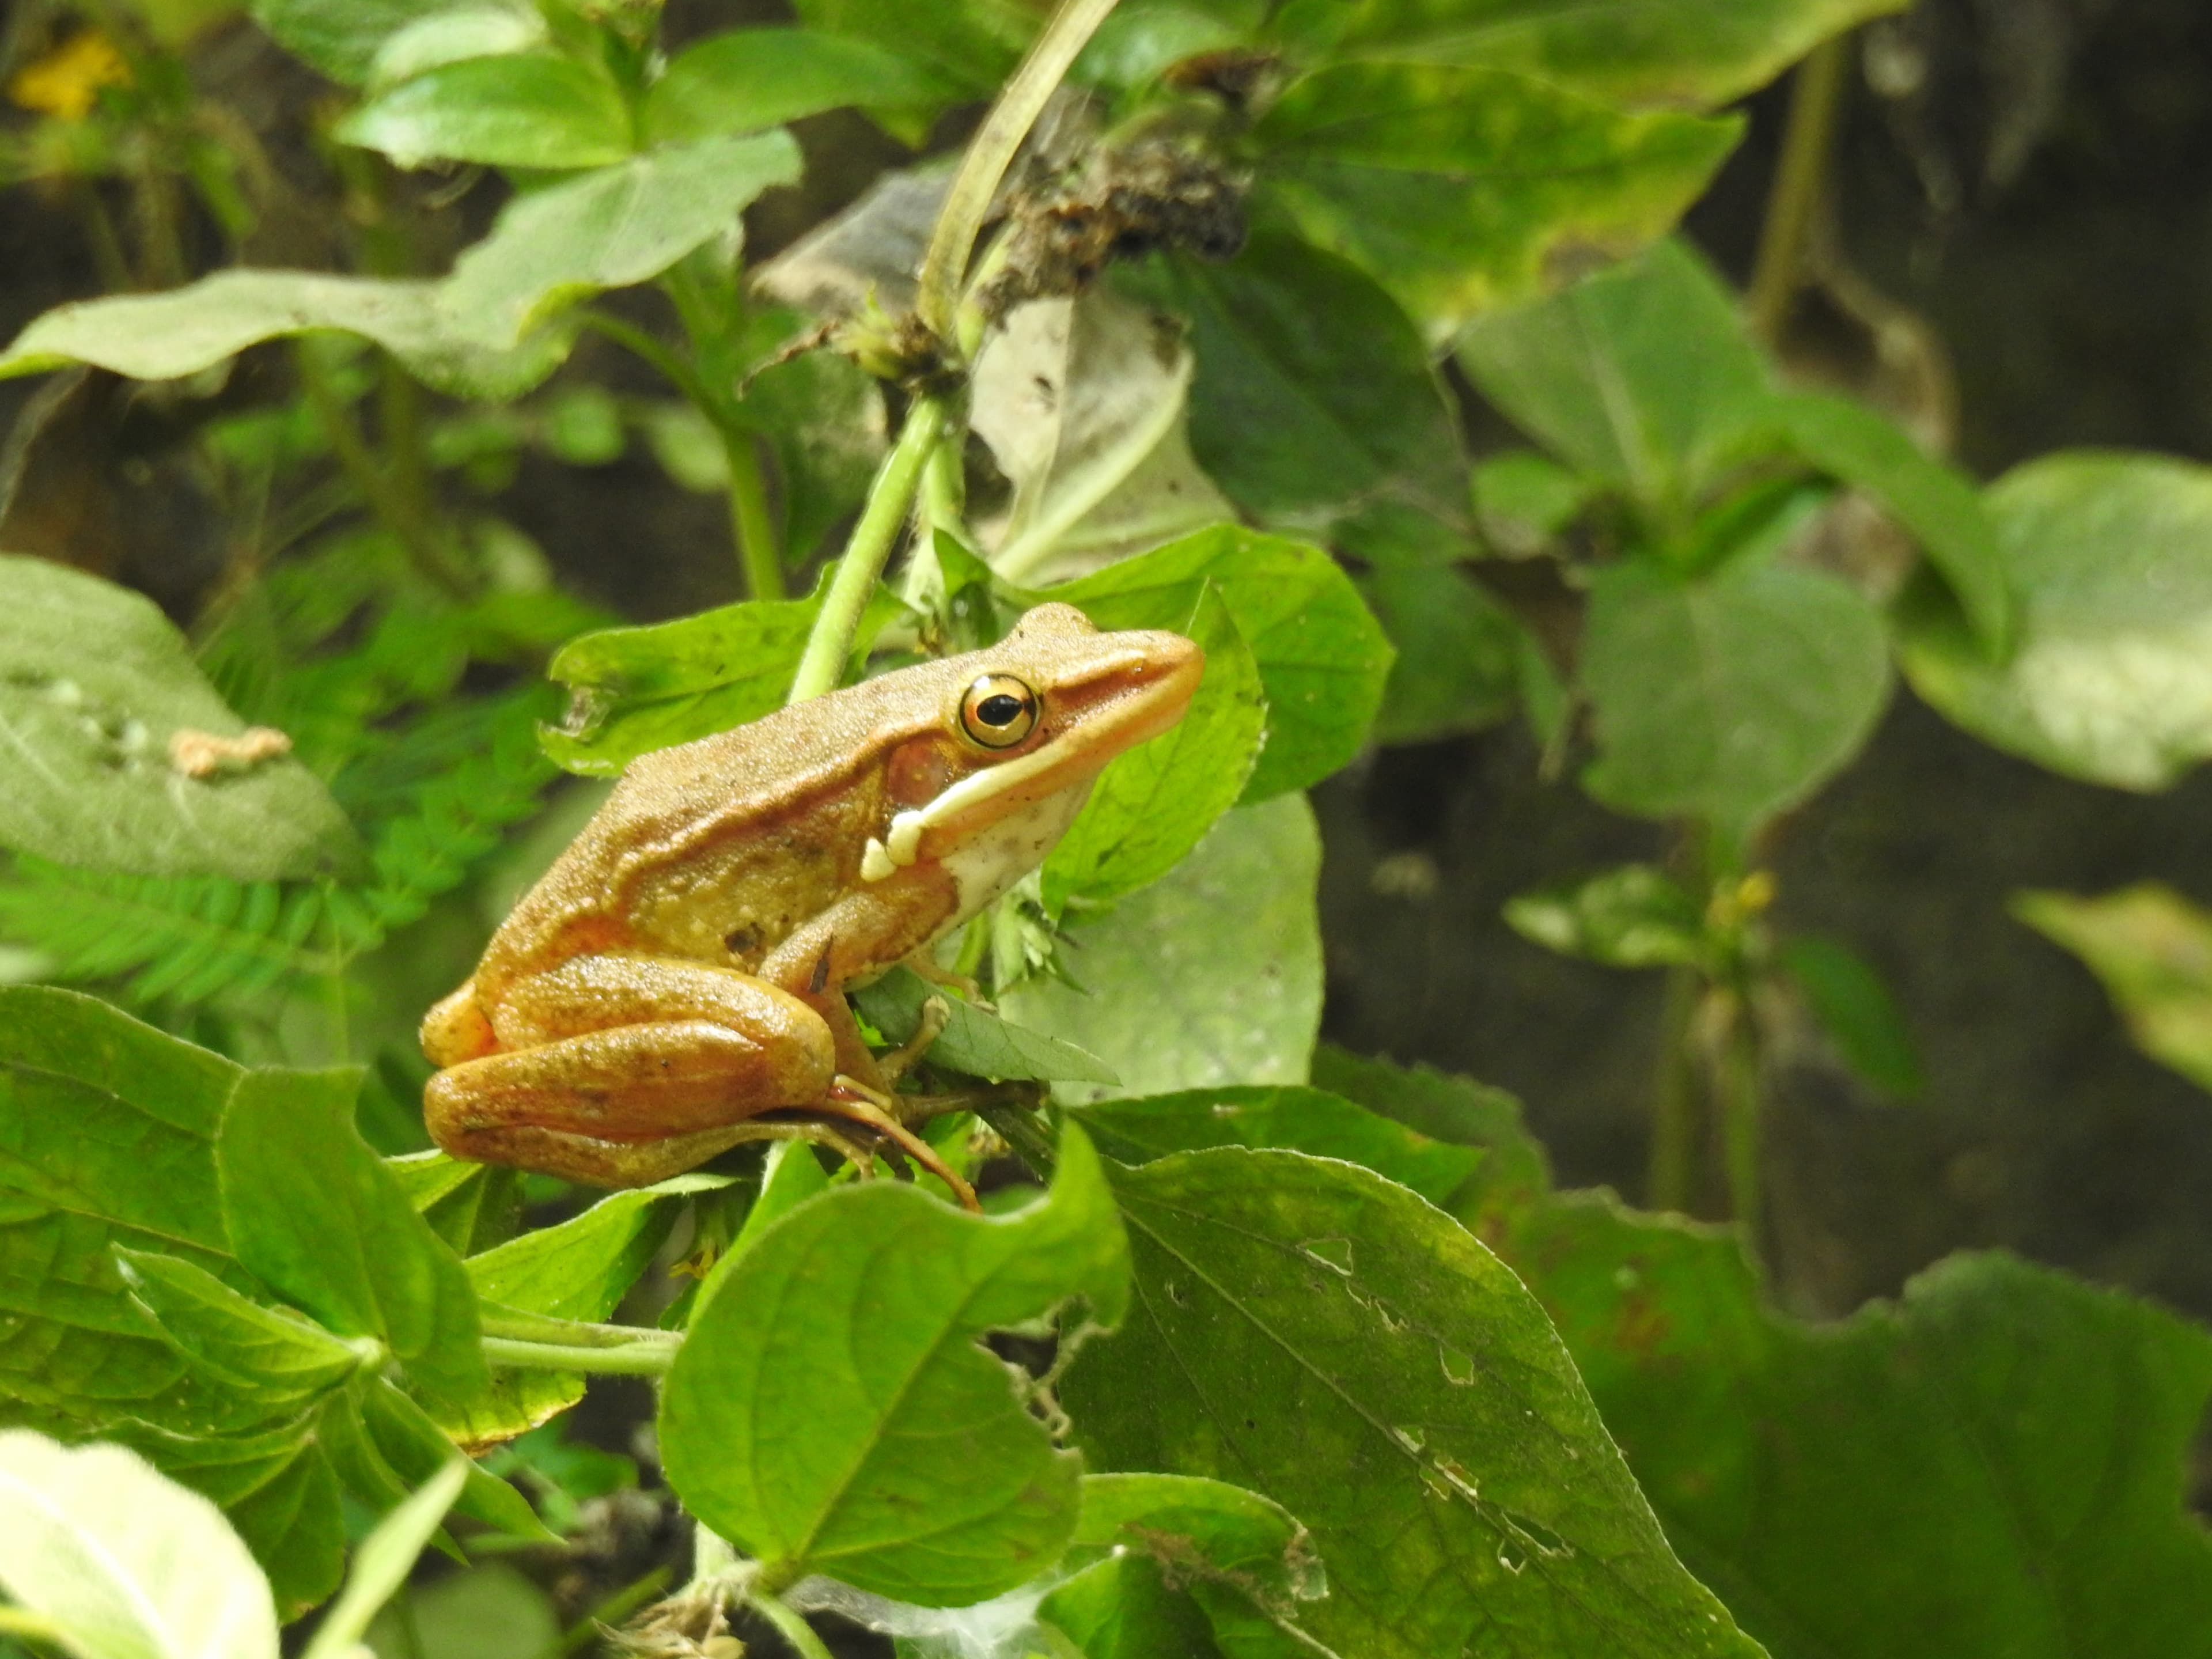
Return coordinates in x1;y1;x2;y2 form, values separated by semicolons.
2;0;2210;1655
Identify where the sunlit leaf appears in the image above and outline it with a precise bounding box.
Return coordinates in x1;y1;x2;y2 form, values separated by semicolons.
1899;452;2212;790
661;1127;1129;1605
645;27;944;145
2013;884;2212;1096
338;54;632;169
0;1430;281;1659
1253;65;1740;336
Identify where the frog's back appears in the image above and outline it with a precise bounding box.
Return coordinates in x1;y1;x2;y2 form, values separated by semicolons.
474;664;967;993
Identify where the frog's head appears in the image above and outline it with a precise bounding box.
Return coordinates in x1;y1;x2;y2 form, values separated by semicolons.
866;603;1202;896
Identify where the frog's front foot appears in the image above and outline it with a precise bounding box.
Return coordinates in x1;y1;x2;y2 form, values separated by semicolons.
877;993;950;1084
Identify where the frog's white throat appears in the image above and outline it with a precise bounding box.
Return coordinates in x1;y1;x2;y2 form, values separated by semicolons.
857;745;1098;926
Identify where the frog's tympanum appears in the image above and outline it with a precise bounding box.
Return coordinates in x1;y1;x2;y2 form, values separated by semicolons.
421;603;1200;1209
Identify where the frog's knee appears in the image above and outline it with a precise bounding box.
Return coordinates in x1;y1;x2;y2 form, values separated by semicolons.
422;979;498;1066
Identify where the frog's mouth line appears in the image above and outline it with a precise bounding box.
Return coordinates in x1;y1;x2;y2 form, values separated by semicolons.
858;645;1203;882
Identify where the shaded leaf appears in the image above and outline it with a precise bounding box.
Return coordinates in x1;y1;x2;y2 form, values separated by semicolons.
1062;1149;1764;1659
1899;452;2212;790
2013;884;2212;1095
302;1460;468;1659
338;54;632;170
251;0;446;83
1769;389;2009;652
645;27;944;146
1503;863;1705;969
661;1127;1130;1605
1580;556;1891;837
1040;1556;1228;1659
1116;234;1464;528
1457;239;1770;516
1360;560;1525;744
1773;931;1923;1099
1070;1085;1480;1209
854;966;1119;1086
1252;65;1740;336
217;1069;487;1411
0;556;357;880
1001;796;1322;1101
1041;583;1265;911
115;1249;369;1408
1506;1206;2212;1659
0;1429;280;1659
1041;524;1393;803
362;1562;561;1659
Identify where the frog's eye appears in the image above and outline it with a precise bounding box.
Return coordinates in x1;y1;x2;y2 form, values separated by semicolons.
960;674;1040;749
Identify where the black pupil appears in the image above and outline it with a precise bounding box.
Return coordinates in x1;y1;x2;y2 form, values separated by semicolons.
977;692;1027;727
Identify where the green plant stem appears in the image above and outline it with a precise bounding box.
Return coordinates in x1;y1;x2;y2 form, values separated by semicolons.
578;309;714;408
786;397;946;703
724;427;785;601
1647;965;1700;1213
980;1099;1058;1181
481;1335;678;1375
557;1566;671;1657
295;344;468;596
1747;34;1851;344
1717;987;1764;1243
915;0;1126;342
748;1591;838;1659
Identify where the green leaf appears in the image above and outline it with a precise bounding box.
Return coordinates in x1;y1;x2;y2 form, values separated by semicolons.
1580;556;1891;836
1041;524;1393;803
251;0;447;82
1360;561;1526;744
1062;1149;1765;1659
660;1126;1130;1605
301;1459;467;1659
644;27;944;145
1309;1043;1552;1222
0;988;262;1435
1116;234;1465;527
854;966;1119;1086
1506;1207;2212;1659
1251;65;1740;336
539;583;823;775
1042;584;1266;911
113;1423;345;1618
1039;1555;1229;1659
1768;389;2010;651
786;0;1017;99
1457;239;1771;516
1774;931;1923;1098
217;1069;488;1411
1472;448;1599;555
1898;452;2212;790
2013;884;2212;1094
366;5;550;89
350;1376;552;1540
999;796;1323;1101
1;133;801;400
0;556;357;880
1304;0;1905;110
1503;863;1705;969
1050;1472;1328;1659
1071;1085;1481;1208
361;1562;560;1659
0;1429;281;1659
115;1249;370;1407
337;54;633;170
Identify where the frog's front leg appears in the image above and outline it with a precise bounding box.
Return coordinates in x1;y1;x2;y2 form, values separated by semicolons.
423;953;836;1187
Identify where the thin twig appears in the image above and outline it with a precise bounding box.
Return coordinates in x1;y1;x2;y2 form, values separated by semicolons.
747;1591;839;1659
1747;35;1852;344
